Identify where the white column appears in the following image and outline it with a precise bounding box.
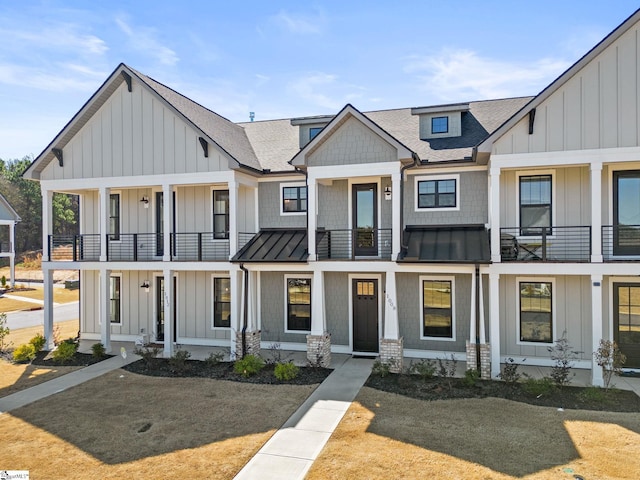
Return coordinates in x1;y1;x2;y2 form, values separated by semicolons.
163;268;174;357
590;163;603;262
162;184;172;262
489;167;501;263
391;172;402;260
43;269;55;350
228;180;238;258
591;274;604;387
230;268;242;354
307;179;317;260
311;270;326;335
489;273;501;378
246;270;259;331
469;269;477;344
100;268;112;353
479;272;486;344
383;271;399;340
99;187;110;262
9;222;15;288
41;189;53;261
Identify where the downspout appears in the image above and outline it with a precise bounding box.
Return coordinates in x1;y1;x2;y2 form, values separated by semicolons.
239;263;249;358
475;264;481;372
294;166;309;254
400;153;420;253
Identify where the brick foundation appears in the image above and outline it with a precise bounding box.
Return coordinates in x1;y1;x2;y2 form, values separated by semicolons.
306;333;331;368
466;340;478;371
466;341;491;379
380;337;403;373
235;330;261;358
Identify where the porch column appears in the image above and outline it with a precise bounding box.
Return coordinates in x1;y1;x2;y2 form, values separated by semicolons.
489;273;501;378
307;178;317;260
228;180;238;258
99;187;110;262
229;268;243;356
9;221;15;288
41;189;53;262
162;268;174;357
590;163;603;262
391;172;402;260
380;271;403;373
162;184;172;262
489;167;501;263
591;274;604;387
43;269;55;350
236;269;260;357
308;269;330;367
100;268;112;353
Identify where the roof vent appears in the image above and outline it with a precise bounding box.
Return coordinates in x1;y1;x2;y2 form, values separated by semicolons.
249;112;255;122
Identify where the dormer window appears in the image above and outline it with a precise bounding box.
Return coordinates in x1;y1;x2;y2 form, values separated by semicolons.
309;127;322;140
411;103;469;140
431;116;448;134
290;115;334;148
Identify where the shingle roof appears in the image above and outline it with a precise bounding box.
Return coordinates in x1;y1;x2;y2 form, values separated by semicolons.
240;119;299;172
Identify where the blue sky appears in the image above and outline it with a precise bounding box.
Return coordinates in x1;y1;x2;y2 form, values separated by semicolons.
1;1;639;160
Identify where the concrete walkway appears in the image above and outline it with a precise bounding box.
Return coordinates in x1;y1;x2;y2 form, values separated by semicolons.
233;356;374;480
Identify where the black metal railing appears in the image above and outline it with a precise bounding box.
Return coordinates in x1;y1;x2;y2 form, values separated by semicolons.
49;234;101;261
316;228;392;260
107;233;163;261
602;225;640;260
171;233;230;261
500;226;591;262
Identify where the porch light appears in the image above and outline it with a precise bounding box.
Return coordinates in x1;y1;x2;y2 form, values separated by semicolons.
384;185;392;200
140;196;149;208
140;281;150;292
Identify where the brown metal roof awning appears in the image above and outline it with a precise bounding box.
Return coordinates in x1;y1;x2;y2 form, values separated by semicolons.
232;229;312;263
398;225;490;264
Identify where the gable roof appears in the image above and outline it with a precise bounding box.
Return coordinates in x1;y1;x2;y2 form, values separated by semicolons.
477;8;640;157
0;192;21;223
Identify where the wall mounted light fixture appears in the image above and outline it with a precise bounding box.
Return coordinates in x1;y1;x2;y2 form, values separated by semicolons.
140;281;150;292
140;196;149;208
384;185;392;200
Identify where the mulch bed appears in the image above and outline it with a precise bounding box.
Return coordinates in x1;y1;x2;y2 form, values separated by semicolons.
123;358;332;385
365;373;640;412
30;350;112;367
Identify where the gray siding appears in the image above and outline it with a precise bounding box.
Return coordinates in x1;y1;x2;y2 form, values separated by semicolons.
325;272;349;346
259;182;306;229
177;271;230;341
318;180;348;229
260;271;306;344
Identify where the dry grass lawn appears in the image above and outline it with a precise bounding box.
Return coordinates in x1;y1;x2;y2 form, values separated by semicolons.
307;386;640;480
9;286;80;303
0;370;318;479
0;296;40;312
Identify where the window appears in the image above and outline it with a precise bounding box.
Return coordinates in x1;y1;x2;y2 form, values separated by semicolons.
213;277;231;328
520;175;551;235
110;275;121;324
109;193;120;241
416;176;458;210
213;190;229;239
309;127;322;141
431;116;449;134
421;277;454;339
519;281;553;343
286;277;311;332
283;186;307;213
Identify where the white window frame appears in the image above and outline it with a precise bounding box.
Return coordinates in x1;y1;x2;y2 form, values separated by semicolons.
211;274;231;330
280;181;307;216
284;274;312;334
414;174;460;212
419;275;456;341
515;170;556;239
516;276;556;346
109;273;123;326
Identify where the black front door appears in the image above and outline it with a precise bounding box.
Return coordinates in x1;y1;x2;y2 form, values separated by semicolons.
613;171;640;256
353;183;377;256
156;276;177;342
353;279;378;353
614;283;640;368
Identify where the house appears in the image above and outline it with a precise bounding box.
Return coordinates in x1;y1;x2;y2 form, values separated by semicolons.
23;8;640;386
0;192;20;288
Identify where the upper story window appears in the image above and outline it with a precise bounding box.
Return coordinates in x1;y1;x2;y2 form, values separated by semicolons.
213;190;229;239
281;182;307;215
309;127;322;141
109;193;120;241
415;174;460;211
431;116;449;134
519;174;552;235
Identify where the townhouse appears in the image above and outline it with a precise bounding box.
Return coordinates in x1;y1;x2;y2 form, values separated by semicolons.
24;8;640;386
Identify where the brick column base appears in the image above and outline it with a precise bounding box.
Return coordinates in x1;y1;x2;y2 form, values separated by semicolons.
306;333;331;368
466;340;478;371
235;330;261;358
479;343;491;380
380;337;403;373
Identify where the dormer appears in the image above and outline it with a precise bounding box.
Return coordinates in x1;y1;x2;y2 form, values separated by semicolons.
411;103;469;140
290;115;334;148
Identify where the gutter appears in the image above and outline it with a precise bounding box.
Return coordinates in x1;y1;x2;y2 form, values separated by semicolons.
239;263;249;358
294;166;309;255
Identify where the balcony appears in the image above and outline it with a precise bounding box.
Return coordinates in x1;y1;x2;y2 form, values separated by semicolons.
316;228;392;260
500;226;591;262
602;225;640;261
49;234;101;261
171;233;230;261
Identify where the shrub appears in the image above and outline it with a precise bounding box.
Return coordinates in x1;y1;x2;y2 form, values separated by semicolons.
133;344;162;367
205;351;225;367
437;355;458;390
579;385;607;403
0;313;11;352
91;342;106;358
499;358;524;386
408;359;436;379
169;349;192;373
52;338;78;362
274;361;300;381
372;359;392;378
463;368;481;387
13;343;36;363
548;333;581;388
594;339;626;390
522;376;555;397
29;333;46;352
234;354;265;378
1;275;6;288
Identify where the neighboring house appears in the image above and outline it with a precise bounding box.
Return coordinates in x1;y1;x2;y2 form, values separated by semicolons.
22;8;640;386
0;192;20;288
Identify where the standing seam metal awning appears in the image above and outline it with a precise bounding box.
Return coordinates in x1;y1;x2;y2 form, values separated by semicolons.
232;228;316;262
398;225;490;263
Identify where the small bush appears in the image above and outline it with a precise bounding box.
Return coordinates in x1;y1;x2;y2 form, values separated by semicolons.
52;339;78;363
408;359;436;379
91;343;106;358
29;333;46;352
522;376;555;397
274;361;300;381
499;358;524;386
133;345;162;367
13;343;36;363
234;354;265;378
372;359;392;378
169;349;192;373
594;339;626;390
548;332;580;388
463;368;481;387
1;275;6;288
579;385;607;403
205;351;225;367
0;312;10;352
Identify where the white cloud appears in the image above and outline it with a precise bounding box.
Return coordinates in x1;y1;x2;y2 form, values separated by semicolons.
270;9;326;34
288;73;343;110
115;16;179;66
0;64;104;92
405;49;570;101
1;27;108;56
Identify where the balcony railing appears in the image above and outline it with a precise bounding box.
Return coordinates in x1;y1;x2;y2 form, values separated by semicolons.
500;226;591;262
106;233;164;261
171;233;230;261
317;228;392;260
49;234;101;261
602;225;640;261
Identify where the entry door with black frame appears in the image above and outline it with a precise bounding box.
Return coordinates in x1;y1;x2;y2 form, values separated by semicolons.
156;276;177;342
352;279;378;353
353;183;377;256
613;171;640;256
614;283;640;368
